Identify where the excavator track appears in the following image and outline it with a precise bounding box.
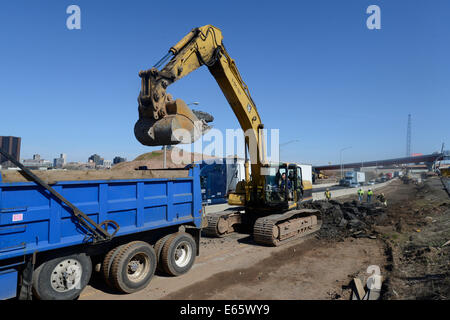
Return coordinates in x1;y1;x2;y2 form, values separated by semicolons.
203;210;243;237
253;209;321;246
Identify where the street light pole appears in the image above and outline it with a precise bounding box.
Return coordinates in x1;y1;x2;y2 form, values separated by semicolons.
280;139;300;147
163;145;166;168
279;139;300;163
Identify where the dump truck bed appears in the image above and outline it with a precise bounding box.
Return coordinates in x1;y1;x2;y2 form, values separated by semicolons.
0;167;202;261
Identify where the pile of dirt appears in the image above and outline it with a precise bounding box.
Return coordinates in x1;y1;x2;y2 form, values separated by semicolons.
0;169;190;183
112;147;217;171
307;199;387;241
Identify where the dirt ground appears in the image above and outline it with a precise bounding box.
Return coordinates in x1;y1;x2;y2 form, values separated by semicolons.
376;177;450;300
80;177;449;300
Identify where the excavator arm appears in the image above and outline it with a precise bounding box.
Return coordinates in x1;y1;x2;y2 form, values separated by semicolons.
135;25;267;187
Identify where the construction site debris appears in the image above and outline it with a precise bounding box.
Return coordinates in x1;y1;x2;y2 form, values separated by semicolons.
351;278;366;300
306;199;387;241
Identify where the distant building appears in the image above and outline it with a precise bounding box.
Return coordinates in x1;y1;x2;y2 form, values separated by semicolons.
113;156;127;165
86;160;96;169
53;153;67;168
102;160;112;169
88;154;104;166
22;155;52;170
0;136;21;167
64;161;93;170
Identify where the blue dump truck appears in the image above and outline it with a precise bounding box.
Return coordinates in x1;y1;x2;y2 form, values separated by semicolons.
0;153;204;300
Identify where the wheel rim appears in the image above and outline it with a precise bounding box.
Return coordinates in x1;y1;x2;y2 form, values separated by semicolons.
127;252;150;283
174;241;192;268
50;259;83;292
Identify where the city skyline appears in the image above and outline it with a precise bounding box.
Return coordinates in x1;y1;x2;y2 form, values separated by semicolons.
19;152;127;164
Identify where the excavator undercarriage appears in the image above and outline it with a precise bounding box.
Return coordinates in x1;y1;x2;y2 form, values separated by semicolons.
204;208;321;246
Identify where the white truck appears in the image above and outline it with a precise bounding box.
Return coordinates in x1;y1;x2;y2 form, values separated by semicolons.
298;164;313;186
343;171;365;187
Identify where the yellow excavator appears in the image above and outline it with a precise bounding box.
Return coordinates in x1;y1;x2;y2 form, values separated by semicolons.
134;25;320;246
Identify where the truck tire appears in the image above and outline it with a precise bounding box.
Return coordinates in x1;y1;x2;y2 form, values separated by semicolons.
154;234;172;272
110;241;156;293
160;232;196;276
32;253;92;300
101;245;124;288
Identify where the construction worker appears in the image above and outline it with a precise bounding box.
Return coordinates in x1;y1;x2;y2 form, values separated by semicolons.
357;188;364;203
367;189;373;203
280;172;293;200
324;188;331;201
377;193;387;207
280;173;292;190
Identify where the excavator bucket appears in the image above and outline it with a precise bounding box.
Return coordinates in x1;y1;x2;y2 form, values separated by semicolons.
134;98;210;146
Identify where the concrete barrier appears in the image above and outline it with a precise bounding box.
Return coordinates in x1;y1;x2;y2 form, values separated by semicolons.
312;178;397;201
203;179;398;214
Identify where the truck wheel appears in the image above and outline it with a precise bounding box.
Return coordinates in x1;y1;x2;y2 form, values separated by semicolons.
160;232;196;276
154;234;172;272
32;253;92;300
101;245;124;288
110;241;156;293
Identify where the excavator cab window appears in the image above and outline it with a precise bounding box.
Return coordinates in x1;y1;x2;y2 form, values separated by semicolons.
263;166;287;204
296;167;303;201
285;168;295;201
277;168;286;187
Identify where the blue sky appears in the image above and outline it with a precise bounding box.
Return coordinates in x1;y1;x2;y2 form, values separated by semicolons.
0;0;449;165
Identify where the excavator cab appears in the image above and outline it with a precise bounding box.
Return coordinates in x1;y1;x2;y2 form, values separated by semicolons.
261;163;304;208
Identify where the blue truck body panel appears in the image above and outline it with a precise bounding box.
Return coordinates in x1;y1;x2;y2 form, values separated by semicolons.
0;269;18;299
0;166;202;298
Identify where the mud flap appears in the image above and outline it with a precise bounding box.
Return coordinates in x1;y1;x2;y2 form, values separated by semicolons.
18;253;35;300
185;228;201;256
